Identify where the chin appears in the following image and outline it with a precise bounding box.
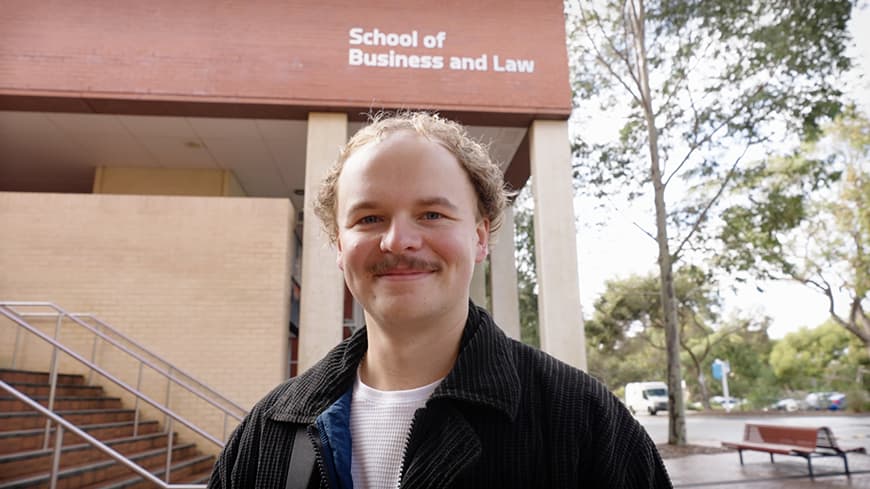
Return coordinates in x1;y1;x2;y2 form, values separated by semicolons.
369;296;439;323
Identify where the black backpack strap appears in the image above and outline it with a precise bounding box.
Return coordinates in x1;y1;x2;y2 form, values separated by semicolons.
286;424;316;489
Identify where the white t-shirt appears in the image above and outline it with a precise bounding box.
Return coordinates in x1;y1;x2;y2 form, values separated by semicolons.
349;373;442;489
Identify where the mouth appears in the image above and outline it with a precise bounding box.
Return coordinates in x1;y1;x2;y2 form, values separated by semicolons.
374;268;436;280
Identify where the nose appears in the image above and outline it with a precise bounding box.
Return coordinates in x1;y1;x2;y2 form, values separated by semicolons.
380;217;422;253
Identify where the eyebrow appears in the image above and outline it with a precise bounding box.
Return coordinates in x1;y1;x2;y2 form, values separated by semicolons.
344;197;460;218
417;197;460;212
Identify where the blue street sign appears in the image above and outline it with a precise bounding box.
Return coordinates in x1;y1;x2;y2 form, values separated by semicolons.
712;360;723;380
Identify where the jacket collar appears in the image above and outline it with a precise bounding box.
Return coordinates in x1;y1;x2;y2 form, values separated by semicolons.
266;302;520;424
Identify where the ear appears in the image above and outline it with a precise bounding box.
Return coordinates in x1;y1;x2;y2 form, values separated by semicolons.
474;219;490;263
335;235;345;271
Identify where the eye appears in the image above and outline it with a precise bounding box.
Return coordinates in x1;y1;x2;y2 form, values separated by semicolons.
357;215;381;225
422;211;444;220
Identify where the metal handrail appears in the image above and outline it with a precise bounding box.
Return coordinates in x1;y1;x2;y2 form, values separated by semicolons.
0;380;206;489
84;313;246;413
0;306;224;482
1;302;246;441
5;301;246;413
15;308;247;422
14;309;246;414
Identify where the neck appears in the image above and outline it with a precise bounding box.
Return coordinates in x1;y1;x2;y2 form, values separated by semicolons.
360;305;467;391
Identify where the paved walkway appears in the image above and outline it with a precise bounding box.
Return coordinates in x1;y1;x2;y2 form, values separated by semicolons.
665;450;870;488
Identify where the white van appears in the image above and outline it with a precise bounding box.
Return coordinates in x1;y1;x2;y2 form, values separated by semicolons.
625;381;669;415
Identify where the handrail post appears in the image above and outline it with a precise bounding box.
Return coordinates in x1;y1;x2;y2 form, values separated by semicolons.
165;417;174;484
164;367;172;433
44;312;64;450
12;319;22;369
164;366;173;483
87;321;100;385
134;362;143;437
50;424;63;489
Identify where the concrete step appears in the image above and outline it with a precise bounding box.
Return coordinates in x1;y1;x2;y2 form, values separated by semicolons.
0;369;85;386
80;455;215;489
0;420;160;455
3;382;104;399
0;369;218;489
0;409;136;432
0;431;176;481
0;396;123;412
0;443;200;489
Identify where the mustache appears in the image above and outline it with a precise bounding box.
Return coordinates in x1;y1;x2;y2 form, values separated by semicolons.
368;255;440;275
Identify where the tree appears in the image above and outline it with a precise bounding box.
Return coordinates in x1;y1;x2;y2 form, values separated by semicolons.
513;186;540;348
770;320;869;409
697;316;778;409
583;267;763;409
718;107;870;356
567;0;854;444
584;275;670;389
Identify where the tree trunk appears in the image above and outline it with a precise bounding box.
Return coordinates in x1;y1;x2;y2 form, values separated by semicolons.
698;372;711;410
631;0;687;445
654;188;687;445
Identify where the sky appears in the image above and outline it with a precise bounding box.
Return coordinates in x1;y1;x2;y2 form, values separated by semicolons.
571;6;870;340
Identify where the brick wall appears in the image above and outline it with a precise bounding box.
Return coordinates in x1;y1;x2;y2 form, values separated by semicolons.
0;191;294;452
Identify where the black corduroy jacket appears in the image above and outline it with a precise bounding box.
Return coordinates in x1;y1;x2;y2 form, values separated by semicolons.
208;303;672;489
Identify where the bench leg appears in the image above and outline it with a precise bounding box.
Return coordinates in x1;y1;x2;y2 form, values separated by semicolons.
842;454;851;476
769;453;774;464
738;450;744;465
807;457;814;479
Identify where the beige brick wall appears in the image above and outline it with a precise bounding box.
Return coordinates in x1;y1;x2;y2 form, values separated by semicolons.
0;191;293;453
93;167;247;197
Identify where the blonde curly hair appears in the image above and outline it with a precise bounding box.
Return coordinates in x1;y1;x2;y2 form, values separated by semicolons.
313;112;509;246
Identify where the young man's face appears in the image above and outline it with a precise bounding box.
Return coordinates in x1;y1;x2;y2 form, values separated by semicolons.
334;130;489;328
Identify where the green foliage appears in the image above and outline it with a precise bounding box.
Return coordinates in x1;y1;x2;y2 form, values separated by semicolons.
513;186;539;348
570;0;854;216
769;320;869;393
585;268;716;386
586;329;667;389
718;107;870;353
584;269;782;408
568;0;853;443
692;318;779;409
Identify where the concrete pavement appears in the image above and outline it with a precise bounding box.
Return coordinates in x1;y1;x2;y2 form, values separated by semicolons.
665;449;870;488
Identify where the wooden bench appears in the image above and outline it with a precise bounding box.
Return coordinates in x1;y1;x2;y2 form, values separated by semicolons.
721;423;867;478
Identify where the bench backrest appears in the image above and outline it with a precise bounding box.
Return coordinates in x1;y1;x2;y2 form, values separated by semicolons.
743;424;819;449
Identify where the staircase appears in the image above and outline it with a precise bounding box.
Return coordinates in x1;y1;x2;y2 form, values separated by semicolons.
0;368;215;489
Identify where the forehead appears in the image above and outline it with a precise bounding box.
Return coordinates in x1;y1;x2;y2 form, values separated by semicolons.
340;130;460;180
347;130;449;165
335;130;477;208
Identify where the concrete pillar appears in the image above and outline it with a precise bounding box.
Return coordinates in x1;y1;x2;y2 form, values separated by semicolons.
297;112;347;373
490;206;521;340
470;262;488;309
529;119;587;371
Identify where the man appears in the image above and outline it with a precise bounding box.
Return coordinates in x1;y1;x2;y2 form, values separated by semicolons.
208;112;672;489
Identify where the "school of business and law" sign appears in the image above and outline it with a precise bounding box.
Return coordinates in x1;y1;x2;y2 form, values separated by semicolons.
348;27;536;73
1;0;570;119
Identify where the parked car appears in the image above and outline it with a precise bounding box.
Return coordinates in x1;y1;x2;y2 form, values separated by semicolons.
805;391;846;410
828;393;847;411
774;398;800;412
710;396;744;409
805;392;831;410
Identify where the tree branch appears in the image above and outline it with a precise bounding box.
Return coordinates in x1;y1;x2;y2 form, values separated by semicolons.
663;84;767;188
655;37;715;120
673;143;752;259
575;0;643;104
633;221;658;242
